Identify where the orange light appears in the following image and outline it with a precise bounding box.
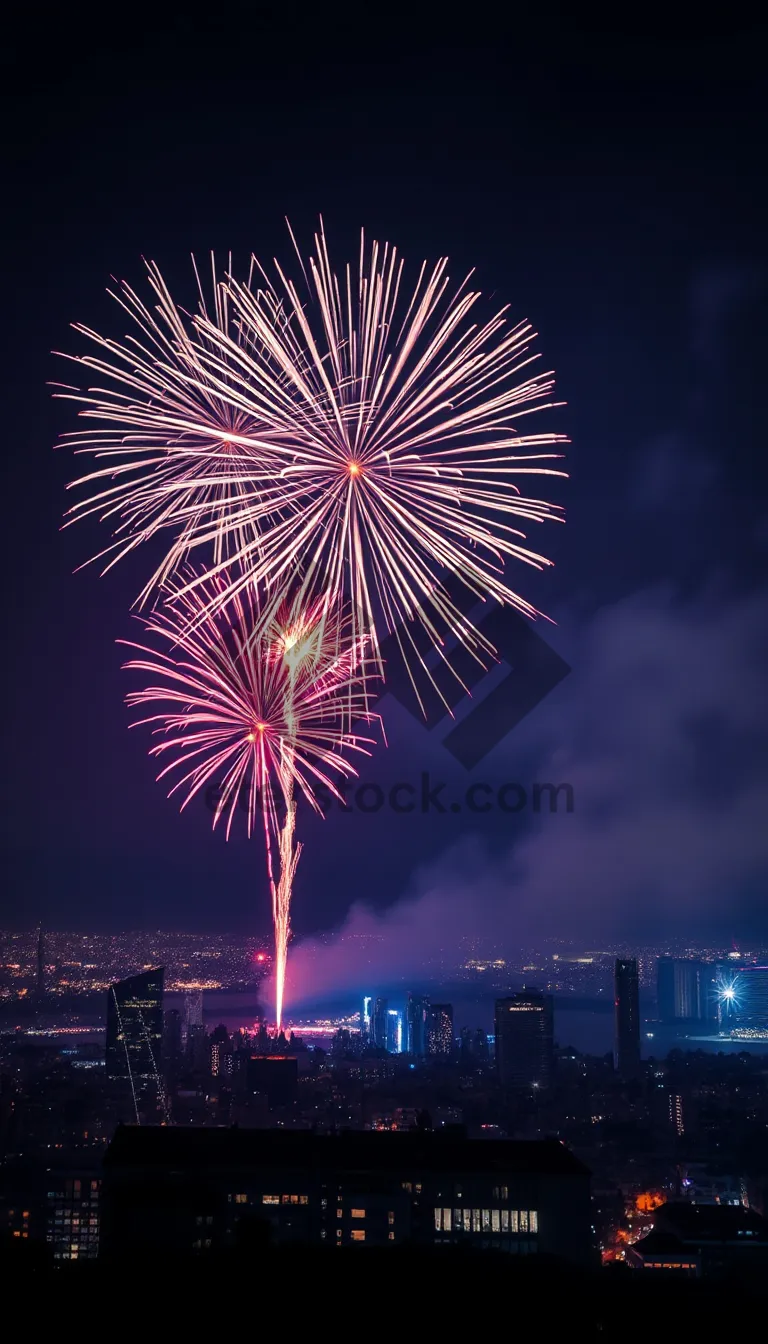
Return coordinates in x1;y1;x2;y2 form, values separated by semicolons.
347;460;361;477
247;723;266;742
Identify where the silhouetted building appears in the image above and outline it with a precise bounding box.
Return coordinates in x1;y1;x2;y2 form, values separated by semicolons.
162;1008;183;1080
182;990;203;1045
627;1202;768;1278
106;968;164;1112
657;958;718;1023
614;959;641;1077
246;1055;298;1107
101;1127;591;1264
495;991;554;1091
405;994;429;1057
372;997;389;1050
187;1022;210;1073
427;1004;453;1058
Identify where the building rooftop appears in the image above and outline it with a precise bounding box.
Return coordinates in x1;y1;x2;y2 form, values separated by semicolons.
104;1126;589;1176
652;1202;768;1243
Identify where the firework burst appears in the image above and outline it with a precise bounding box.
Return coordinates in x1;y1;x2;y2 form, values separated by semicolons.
61;224;567;711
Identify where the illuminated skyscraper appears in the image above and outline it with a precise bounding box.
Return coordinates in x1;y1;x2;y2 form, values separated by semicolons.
106;968;164;1110
387;1009;404;1054
360;996;373;1043
427;1004;453;1058
406;993;429;1057
614;958;641;1077
495;991;554;1091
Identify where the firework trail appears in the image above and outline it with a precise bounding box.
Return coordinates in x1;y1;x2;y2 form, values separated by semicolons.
61;224;567;712
121;570;378;1028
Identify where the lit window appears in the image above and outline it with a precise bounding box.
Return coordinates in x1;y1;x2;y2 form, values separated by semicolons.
415;1184;422;1194
453;1208;462;1228
262;1195;279;1205
492;1210;500;1232
482;1209;491;1231
337;1208;343;1219
501;1210;509;1232
510;1209;519;1233
350;1230;366;1242
388;1231;395;1240
299;1196;309;1205
402;1182;412;1192
434;1208;442;1231
463;1209;471;1232
235;1194;247;1204
520;1210;529;1232
351;1209;365;1219
501;1186;508;1201
472;1209;481;1232
530;1210;538;1233
321;1198;328;1209
336;1229;342;1239
442;1208;452;1230
388;1212;395;1225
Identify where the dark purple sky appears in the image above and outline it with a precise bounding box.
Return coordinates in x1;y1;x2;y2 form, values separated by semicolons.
2;12;767;948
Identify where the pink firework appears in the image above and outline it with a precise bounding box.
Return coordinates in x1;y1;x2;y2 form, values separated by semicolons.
121;568;379;1028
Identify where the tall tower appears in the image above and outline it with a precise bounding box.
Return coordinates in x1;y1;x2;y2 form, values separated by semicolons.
106;968;165;1118
405;993;429;1057
614;958;641;1077
36;924;45;1000
495;990;554;1091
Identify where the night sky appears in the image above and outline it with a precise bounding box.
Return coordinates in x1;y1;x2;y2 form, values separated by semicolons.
2;12;767;962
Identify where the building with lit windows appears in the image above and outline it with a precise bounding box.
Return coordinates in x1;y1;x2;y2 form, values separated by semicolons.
101;1128;591;1265
46;1174;101;1261
427;1004;453;1057
495;991;554;1091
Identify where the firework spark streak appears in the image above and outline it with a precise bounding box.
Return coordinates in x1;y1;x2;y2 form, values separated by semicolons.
54;255;294;597
60;223;567;712
121;570;378;1028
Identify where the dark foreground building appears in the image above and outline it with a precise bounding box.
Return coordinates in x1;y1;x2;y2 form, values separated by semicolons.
101;1128;591;1265
627;1202;768;1278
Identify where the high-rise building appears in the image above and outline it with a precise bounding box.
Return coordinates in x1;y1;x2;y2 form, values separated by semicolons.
360;996;373;1043
387;1009;404;1054
106;968;164;1106
657;958;718;1023
427;1004;453;1058
495;991;554;1091
162;1008;183;1080
372;997;389;1050
182;990;204;1045
406;993;429;1057
724;966;768;1031
614;958;641;1077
